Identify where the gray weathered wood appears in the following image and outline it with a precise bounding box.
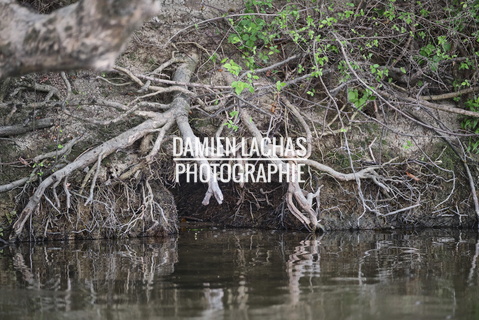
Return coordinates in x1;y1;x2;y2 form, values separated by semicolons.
0;118;54;136
0;0;160;79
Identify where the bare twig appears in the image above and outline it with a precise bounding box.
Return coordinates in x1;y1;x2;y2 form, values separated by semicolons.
33;136;83;163
239;54;300;80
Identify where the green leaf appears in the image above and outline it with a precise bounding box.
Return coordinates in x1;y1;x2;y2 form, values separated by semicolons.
275;81;287;92
348;88;358;102
231;81;253;95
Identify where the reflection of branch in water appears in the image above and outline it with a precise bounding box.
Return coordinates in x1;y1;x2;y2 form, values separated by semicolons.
359;240;422;285
200;288;224;318
11;247;74;312
12;251;36;287
467;236;479;286
230;233;264;310
286;234;323;305
7;238;178;312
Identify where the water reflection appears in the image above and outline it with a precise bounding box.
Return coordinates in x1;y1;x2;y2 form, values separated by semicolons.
0;239;178;319
0;229;478;320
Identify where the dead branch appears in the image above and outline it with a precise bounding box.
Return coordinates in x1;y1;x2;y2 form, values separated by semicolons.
84;152;104;206
150;54;185;75
146;118;175;163
298;159;382;182
281;97;312;158
239;54;300;80
135;74;231;91
381;90;479;119
0;177;30;193
114;66;197;96
0;118;54;137
419;86;479;101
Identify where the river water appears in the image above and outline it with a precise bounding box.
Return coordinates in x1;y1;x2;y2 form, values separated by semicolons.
0;228;478;320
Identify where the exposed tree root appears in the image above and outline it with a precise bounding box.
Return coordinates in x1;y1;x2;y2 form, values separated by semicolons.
9;116;172;240
0;118;54;137
6;50;225;241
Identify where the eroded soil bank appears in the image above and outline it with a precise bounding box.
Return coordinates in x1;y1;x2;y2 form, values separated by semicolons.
1;0;478;241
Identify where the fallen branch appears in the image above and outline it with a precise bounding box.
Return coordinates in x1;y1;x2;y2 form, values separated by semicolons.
114;66;196;96
135;73;231;91
298;159;382;182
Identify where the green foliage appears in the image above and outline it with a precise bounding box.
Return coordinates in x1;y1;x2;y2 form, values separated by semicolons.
221;59;242;76
4;210;16;227
224;110;239;131
370;64;389;82
0;209;17;243
209;53;219;63
417;36;456;71
227;16;269;52
461;97;479;154
222;0;479;146
221;58;255;94
225;0;337;83
307;88;316;97
231;80;254;95
32;160;47;176
275;81;286;92
348;88;375;110
402;140;413;150
227;0;279;67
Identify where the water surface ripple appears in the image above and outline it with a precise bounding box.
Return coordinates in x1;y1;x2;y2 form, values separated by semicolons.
0;229;478;319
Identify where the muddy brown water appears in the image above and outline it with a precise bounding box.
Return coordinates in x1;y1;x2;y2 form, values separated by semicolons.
0;228;478;319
